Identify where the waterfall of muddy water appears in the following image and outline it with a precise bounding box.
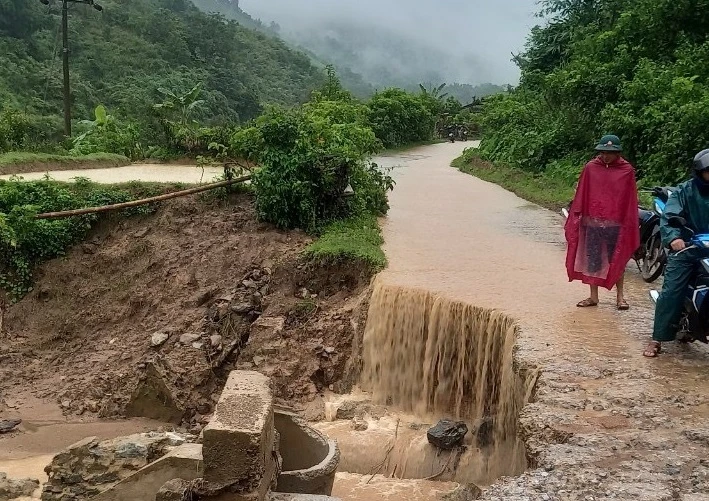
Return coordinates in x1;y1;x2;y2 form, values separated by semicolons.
361;281;533;482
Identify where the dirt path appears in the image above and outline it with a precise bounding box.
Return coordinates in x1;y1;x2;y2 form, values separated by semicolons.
373;142;709;500
0;163;221;184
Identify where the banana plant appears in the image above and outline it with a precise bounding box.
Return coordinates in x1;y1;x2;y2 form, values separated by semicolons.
153;83;205;126
73;104;111;146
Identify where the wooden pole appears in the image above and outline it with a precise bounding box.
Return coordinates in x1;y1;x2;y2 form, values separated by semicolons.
35;175;252;220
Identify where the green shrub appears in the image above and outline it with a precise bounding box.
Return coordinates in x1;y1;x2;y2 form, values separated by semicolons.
0;178;152;300
367;89;437;148
232;104;392;231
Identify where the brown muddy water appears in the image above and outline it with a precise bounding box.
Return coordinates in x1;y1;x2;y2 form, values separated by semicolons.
4;142;709;500
0;164;218;184
360;142;709;500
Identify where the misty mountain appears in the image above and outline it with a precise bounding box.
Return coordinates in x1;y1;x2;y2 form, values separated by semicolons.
241;0;537;89
190;0;519;99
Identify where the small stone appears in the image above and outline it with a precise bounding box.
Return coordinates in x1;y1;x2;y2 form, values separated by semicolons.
151;332;169;347
253;356;265;366
242;279;257;289
0;419;21;434
351;416;368;431
336;400;361;420
231;302;252;314
86;400;100;413
325;346;336;354
165;432;186;446
191;342;204;350
209;335;223;348
61;400;71;409
179;333;201;345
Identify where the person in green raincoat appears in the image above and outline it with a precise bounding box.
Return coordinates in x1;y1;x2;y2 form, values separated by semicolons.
644;149;709;357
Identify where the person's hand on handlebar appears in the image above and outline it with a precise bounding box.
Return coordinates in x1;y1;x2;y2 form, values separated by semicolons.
670;239;686;252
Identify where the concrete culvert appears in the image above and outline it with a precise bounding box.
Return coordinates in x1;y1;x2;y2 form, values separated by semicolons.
274;411;340;495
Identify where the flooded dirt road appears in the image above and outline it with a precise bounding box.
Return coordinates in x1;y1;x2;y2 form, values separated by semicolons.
0;163;218;184
366;142;709;500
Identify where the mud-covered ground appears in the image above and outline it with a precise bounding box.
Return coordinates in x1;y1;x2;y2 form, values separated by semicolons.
0;193;371;441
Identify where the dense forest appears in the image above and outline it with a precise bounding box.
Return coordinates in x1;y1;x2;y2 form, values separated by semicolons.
0;0;325;138
477;0;709;186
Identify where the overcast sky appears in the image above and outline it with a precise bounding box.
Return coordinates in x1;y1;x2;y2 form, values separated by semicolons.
240;0;539;84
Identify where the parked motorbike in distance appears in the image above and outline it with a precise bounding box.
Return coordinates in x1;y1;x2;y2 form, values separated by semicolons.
561;185;674;283
649;216;709;344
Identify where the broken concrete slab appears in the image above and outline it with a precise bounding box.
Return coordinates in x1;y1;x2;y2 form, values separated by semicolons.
41;432;192;501
93;443;202;501
202;370;276;499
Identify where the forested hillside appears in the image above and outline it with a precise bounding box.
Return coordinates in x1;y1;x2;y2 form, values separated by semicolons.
476;0;709;185
0;0;324;132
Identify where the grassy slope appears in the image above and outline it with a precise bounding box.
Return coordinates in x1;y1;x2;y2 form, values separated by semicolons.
452;151;575;211
304;214;386;270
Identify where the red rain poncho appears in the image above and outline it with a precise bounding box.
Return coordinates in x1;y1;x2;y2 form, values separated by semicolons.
564;156;640;290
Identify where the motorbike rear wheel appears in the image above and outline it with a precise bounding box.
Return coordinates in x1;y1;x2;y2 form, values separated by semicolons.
641;231;666;283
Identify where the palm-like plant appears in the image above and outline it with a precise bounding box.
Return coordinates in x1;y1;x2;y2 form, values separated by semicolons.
419;83;449;101
153;84;205;126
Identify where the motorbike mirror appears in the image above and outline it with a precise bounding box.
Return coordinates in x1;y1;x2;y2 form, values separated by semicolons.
667;216;688;228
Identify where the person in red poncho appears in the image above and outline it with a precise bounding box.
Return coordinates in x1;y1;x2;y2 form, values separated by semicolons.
565;135;640;310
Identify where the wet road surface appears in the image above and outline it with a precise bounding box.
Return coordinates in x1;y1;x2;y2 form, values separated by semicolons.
373;142;709;500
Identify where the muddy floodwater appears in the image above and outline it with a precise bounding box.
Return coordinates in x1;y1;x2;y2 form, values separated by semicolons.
0;163;219;184
367;142;709;500
3;142;709;500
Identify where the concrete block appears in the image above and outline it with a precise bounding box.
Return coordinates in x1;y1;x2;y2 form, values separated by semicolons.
94;443;202;501
202;371;275;496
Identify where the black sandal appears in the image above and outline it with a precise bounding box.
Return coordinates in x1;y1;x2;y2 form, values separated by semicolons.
643;341;661;358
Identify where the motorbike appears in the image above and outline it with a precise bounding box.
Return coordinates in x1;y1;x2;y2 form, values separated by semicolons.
561;185;674;283
448;132;455;143
649;216;709;344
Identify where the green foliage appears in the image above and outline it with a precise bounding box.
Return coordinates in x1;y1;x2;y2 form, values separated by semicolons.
70;105;141;158
304;214;386;270
0;108;57;153
0;151;128;169
232;101;391;231
0;178;152;300
367;89;437;148
0;0;324;144
480;0;709;185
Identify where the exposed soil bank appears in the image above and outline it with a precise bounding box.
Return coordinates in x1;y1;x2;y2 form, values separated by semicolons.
0;193;372;458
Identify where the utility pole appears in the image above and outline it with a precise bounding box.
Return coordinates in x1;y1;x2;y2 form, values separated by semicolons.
40;0;103;138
